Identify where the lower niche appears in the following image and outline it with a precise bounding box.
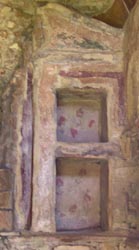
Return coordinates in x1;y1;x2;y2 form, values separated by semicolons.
56;158;108;232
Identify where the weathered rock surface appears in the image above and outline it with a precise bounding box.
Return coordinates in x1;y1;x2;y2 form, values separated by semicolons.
36;0;115;16
0;0;115;16
0;5;33;92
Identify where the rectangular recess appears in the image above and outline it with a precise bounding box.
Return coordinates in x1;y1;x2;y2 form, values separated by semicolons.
56;89;107;143
56;157;108;232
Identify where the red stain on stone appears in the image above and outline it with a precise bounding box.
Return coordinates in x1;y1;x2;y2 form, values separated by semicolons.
58;116;66;126
69;204;77;213
56;177;64;187
60;70;122;80
84;192;91;202
88;119;95;128
70;128;78;138
76;108;84;117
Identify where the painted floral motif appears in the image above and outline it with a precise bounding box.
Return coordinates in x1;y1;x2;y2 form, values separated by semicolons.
70;128;78;138
58;115;67;126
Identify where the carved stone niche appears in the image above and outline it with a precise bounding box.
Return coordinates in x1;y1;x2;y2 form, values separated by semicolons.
31;59;125;233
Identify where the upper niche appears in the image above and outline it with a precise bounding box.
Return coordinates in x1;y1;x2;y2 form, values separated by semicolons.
57;89;107;143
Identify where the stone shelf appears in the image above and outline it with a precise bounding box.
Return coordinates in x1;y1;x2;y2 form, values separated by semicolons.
56;142;121;159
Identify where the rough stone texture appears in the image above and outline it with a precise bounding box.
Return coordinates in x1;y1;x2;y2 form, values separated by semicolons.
0;5;33;93
0;1;36;15
54;246;89;250
0;0;115;16
36;0;115;16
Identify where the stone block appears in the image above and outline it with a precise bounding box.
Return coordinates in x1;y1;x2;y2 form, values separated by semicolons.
0;210;13;231
54;247;90;250
0;169;12;191
0;191;12;209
